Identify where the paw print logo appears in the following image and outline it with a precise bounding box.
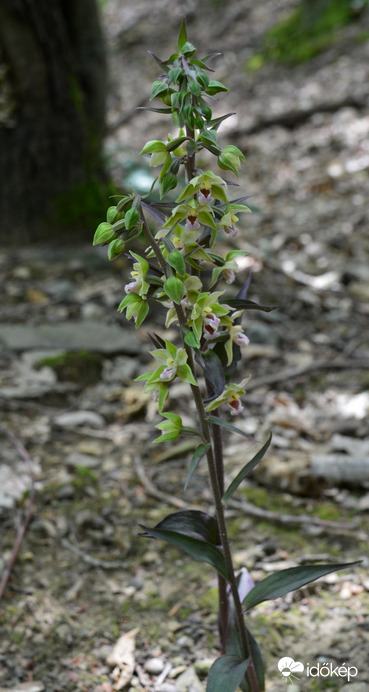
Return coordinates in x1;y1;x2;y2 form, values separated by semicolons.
278;657;304;683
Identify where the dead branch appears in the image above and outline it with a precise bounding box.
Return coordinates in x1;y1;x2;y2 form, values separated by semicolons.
0;426;36;601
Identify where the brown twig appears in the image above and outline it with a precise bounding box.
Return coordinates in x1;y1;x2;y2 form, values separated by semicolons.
246;357;369;392
0;426;36;601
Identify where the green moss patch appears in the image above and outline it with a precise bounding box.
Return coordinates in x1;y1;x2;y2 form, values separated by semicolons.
247;0;368;68
37;350;103;386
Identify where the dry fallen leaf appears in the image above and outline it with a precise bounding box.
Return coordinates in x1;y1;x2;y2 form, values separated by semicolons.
106;627;139;691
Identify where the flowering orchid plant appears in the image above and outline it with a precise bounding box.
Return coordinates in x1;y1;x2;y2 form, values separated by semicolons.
93;21;357;691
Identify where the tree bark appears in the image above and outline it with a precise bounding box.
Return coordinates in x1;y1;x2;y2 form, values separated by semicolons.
0;0;107;242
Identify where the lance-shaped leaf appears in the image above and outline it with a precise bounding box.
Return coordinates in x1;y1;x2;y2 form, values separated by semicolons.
206;655;250;692
243;561;361;611
223;298;276;312
239;626;265;692
196;350;225;401
184;443;211;491
139;527;227;578
223;433;272;502
207;415;255;441
177;18;188;53
146;510;220;544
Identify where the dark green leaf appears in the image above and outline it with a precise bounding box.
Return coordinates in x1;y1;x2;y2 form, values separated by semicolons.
196;71;210;89
184;444;211;491
196;350;225;400
160;173;177;199
139;526;227;578
160;236;176;254
189;79;201;96
209;112;236;130
205;80;229;96
222;298;276;312
150;81;169;100
207;415;255;441
137;106;172;114
206;655;250;692
147;509;219;544
166;136;188;152
240;626;265;692
169;67;183;84
167;250;186;276
223;434;272;502
243;561;361;611
200;130;218;147
181;41;196;57
177;18;187;53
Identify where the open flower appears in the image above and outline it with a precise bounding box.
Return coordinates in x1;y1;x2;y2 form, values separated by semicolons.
205;379;250;416
135;340;197;412
189;291;230;343
176;170;228;206
203;308;221;340
230;325;250;347
163;199;217;233
123;252;150;297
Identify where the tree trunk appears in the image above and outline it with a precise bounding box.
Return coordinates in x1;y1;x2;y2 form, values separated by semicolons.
0;0;107;242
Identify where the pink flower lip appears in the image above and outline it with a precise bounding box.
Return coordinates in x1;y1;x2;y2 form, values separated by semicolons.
223;224;239;238
235;332;250;347
160;366;177;382
198;189;213;205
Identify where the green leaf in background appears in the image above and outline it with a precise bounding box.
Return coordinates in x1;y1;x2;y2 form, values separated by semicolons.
243;561;361;611
206;654;250;692
223;433;272;502
184;443;211;491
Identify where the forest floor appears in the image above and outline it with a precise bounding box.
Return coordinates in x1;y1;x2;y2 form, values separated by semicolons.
1;1;369;691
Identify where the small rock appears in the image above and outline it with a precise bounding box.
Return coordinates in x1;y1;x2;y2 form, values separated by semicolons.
175;666;203;692
81;302;105;319
156;684;178;692
66;452;101;469
54;410;104;428
176;635;194;648
144;657;165;675
55;485;75;500
194;658;214;676
341;684;368;692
